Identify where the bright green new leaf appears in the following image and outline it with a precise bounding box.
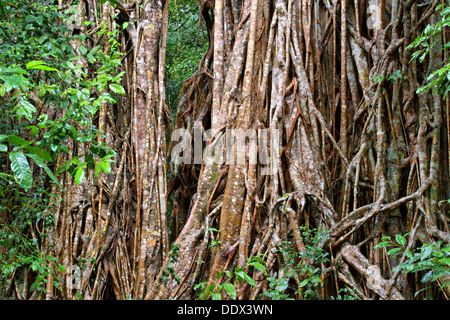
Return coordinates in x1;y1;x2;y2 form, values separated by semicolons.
223;283;236;300
74;167;85;185
109;83;125;95
26;60;59;72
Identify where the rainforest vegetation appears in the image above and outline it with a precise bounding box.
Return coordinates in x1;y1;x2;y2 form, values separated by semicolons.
0;0;450;300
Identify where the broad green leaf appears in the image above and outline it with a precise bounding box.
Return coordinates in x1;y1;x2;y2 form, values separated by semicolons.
79;45;88;55
17;99;36;120
1;74;24;88
395;234;406;246
74;167;85;185
89;45;101;56
439;257;450;266
85;102;99;116
223;283;236;300
0;83;7;96
99;159;111;174
100;93;117;104
112;71;126;83
97;74;113;83
248;261;266;275
243;273;256;287
109;83;125;95
387;247;401;256
86;53;96;64
25;60;42;68
0;144;7;152
421;245;434;261
26;60;59;72
9;151;32;190
299;279;309;288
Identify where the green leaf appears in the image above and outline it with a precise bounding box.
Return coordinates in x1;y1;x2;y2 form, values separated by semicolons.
97;74;113;83
1;74;24;88
387;247;401;256
17;99;37;121
421;270;434;283
395;234;407;246
0;144;7;152
26;60;59;72
99;93;117;104
28;126;39;136
89;45;101;56
74;167;85;185
211;292;222;300
405;250;414;260
421;245;434;261
248;261;267;275
79;45;88;55
439;257;450;266
299;279;309;287
86;53;96;64
223;283;236;300
9;151;32;190
112;71;126;83
109;83;125;95
100;159;111;174
374;241;392;249
243;273;256;287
